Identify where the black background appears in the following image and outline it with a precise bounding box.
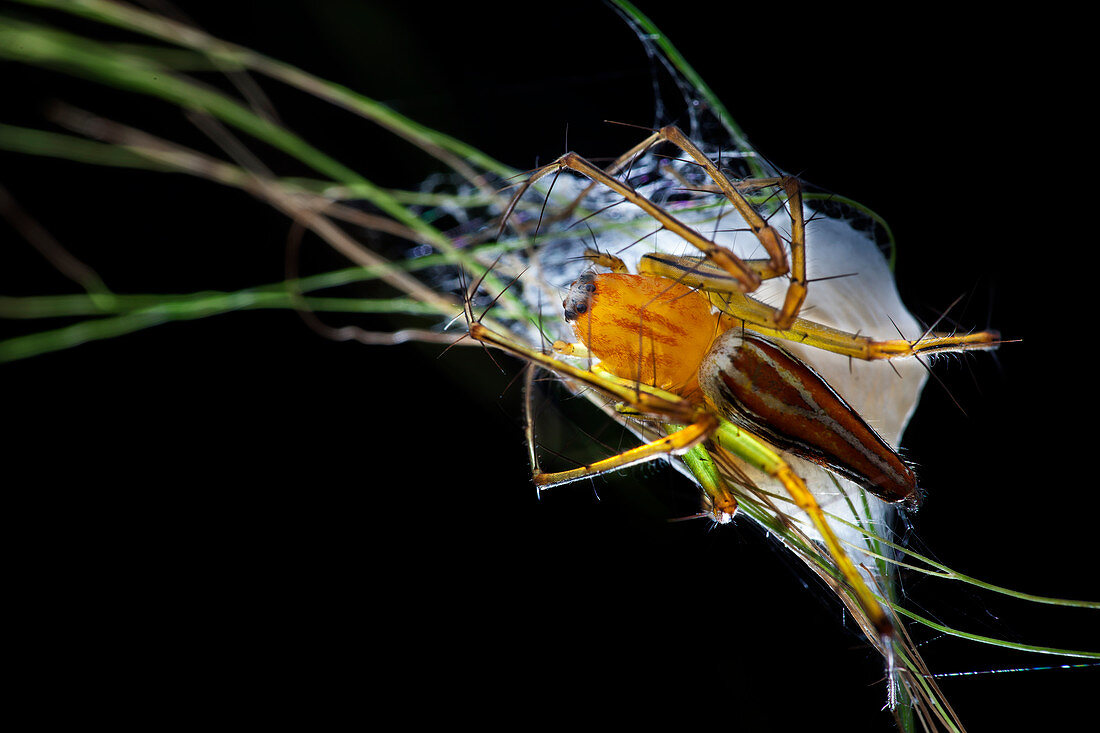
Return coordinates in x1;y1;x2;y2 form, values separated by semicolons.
3;1;1096;729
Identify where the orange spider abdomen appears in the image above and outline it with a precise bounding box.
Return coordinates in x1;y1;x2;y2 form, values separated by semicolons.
563;272;719;397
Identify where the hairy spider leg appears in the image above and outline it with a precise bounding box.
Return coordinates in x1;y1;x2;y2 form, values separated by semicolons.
587;126;808;327
639;252;1001;360
464;292;717;491
499;125;807;328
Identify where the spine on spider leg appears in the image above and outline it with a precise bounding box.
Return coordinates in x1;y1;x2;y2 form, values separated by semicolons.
872;328;1003;359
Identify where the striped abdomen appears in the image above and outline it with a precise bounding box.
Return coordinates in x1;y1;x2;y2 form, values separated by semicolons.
698;331;918;505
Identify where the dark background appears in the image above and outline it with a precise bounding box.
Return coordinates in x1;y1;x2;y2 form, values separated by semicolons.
3;1;1095;729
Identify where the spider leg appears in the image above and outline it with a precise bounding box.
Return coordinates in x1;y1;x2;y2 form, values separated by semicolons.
711;421;895;640
617;126;808;329
639;252;1000;360
532;413;720;490
466;316;731;506
501;149;765;295
501;126;808;329
467;320;695;423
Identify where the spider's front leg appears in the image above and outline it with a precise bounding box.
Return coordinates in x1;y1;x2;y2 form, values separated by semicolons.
464;313;724;501
466;319;695;425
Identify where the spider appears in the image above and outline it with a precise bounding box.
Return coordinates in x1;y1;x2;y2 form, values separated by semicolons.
466;124;1000;642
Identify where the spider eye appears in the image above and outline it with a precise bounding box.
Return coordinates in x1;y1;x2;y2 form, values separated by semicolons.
562;272;597;322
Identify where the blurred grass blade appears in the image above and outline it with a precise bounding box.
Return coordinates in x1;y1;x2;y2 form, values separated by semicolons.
0;10;534;322
9;0;518;182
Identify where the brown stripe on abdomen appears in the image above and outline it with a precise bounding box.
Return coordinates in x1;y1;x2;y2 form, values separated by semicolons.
700;332;917;503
